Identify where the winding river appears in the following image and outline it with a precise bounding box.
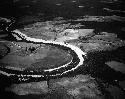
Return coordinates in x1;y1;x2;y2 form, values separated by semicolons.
0;28;86;83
